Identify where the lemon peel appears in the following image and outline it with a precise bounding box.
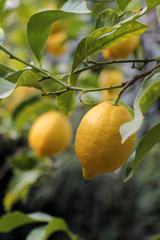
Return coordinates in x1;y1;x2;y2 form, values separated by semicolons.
75;101;136;180
29;111;72;157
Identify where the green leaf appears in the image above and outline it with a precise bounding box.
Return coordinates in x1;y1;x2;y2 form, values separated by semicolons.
56;90;75;117
3;170;42;211
6;70;25;83
0;78;16;99
116;0;131;10
16;70;43;91
0;211;50;232
0;0;7;14
96;9;119;29
124;123;160;182
27;3;91;63
72;21;147;72
0;28;5;44
0;64;15;75
119;100;134;118
61;0;91;13
44;217;69;240
27;10;72;62
70;72;80;86
118;10;143;26
71;37;87;73
120;68;160;143
86;21;148;57
27;226;46;240
124;152;135;182
28;212;52;222
96;9;144;29
146;0;160;11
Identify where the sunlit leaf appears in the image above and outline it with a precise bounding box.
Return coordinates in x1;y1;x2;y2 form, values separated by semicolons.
86;21;148;57
0;78;16;99
28;212;52;222
0;211;50;232
120;68;160;142
124;123;160;181
61;0;91;13
26;226;46;240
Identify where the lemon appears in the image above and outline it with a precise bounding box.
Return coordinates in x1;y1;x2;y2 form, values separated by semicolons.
28;111;72;156
46;31;68;57
102;36;140;59
98;69;124;100
75;101;136;180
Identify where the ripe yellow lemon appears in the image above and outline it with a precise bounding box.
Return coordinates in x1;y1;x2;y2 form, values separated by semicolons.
75;101;136;180
98;69;124;100
102;36;140;59
46;31;68;57
28;111;72;157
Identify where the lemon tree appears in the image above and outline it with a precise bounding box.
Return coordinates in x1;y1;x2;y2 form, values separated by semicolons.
0;0;160;239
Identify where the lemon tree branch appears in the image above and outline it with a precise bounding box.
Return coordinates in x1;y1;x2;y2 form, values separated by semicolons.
0;44;67;87
113;62;160;105
70;57;160;76
1;44;160;105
